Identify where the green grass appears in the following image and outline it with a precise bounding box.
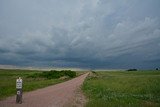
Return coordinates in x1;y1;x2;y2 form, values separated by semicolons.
83;71;160;107
0;69;78;100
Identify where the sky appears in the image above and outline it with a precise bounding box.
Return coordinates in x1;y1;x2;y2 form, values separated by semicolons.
0;0;160;69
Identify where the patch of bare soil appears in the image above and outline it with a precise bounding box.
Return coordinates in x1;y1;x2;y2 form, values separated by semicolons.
70;87;87;107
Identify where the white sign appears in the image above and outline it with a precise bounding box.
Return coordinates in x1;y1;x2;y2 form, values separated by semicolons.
16;78;22;89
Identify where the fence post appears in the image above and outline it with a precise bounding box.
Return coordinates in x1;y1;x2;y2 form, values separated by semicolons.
16;77;23;104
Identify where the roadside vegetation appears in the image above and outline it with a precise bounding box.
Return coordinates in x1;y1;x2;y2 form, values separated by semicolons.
27;70;76;79
0;69;78;100
83;71;160;107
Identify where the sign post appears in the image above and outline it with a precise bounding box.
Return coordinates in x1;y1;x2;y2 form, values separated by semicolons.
16;77;23;104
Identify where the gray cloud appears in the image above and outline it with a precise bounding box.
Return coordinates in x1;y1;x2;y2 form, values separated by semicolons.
0;0;160;69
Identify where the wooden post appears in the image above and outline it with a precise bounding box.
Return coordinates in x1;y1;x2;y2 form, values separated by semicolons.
16;77;23;104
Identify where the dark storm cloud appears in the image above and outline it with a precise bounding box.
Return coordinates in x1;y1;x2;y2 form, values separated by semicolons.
0;0;160;69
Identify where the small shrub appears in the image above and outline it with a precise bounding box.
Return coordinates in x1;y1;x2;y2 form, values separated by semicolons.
91;71;96;74
127;69;137;71
27;70;76;79
62;70;76;78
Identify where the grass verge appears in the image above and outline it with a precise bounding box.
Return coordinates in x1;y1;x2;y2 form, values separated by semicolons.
82;71;160;107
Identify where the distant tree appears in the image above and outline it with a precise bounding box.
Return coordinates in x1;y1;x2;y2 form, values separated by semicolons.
127;69;137;71
156;68;159;70
91;71;96;74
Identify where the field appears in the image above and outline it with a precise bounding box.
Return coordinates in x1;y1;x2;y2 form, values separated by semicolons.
0;69;79;100
83;71;160;107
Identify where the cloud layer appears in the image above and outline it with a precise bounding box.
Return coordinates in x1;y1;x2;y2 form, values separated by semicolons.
0;0;160;69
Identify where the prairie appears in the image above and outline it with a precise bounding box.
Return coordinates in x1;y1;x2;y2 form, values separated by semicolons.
83;71;160;107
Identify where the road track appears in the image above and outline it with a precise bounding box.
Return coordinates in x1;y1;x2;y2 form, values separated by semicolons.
0;73;89;107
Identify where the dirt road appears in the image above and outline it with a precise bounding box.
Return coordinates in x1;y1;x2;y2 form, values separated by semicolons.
0;73;89;107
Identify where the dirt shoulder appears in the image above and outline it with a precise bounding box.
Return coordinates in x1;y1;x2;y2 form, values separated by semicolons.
0;73;89;107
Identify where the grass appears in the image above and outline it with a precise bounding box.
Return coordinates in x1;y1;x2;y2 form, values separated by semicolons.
0;69;79;100
82;71;160;107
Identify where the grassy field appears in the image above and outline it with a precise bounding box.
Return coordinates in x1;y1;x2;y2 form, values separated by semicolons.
83;71;160;107
0;69;80;100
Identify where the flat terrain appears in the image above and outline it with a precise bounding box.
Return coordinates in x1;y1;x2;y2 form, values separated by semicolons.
83;71;160;107
0;72;89;107
0;69;66;100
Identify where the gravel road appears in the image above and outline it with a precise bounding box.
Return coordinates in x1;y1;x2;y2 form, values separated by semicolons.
0;73;89;107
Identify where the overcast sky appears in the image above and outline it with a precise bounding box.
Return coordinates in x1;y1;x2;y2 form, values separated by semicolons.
0;0;160;69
